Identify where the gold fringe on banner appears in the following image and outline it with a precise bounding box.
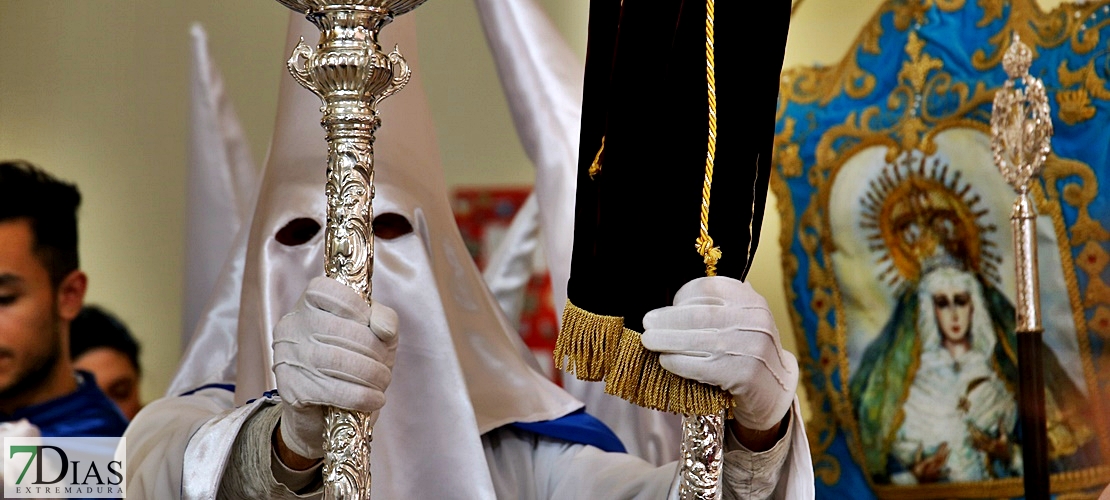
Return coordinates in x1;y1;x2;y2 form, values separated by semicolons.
605;327;732;415
556;302;733;414
554;299;625;381
602;327;651;402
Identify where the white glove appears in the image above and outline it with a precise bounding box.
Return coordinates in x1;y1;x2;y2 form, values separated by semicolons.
0;419;40;439
272;276;399;459
641;276;798;431
0;420;41;489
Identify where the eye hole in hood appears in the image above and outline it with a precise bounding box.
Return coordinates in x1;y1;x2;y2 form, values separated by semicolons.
275;217;322;246
373;212;414;240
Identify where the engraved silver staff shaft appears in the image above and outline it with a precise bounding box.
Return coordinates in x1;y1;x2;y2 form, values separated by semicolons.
679;412;725;500
275;1;427;498
990;32;1052;499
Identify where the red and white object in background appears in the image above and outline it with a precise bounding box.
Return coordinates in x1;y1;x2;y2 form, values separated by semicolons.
453;187;561;384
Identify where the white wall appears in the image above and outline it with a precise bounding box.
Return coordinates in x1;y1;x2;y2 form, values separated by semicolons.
0;0;1068;404
1;1;281;402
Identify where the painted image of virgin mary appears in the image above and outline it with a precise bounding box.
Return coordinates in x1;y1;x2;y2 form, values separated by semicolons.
849;258;1095;485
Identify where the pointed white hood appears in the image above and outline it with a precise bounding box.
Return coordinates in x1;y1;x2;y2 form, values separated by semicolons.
169;23;260;397
184;23;259;343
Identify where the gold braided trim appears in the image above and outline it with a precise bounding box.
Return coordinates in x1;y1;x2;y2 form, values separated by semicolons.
605;327;733;415
554;299;624;381
869;463;1110;499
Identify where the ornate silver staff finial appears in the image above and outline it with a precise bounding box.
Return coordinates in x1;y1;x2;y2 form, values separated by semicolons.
991;32;1052;334
1001;32;1033;81
991;32;1052;196
990;32;1052;500
273;1;427;498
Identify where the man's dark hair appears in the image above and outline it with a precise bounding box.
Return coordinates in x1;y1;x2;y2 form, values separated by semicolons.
0;160;82;286
70;305;141;374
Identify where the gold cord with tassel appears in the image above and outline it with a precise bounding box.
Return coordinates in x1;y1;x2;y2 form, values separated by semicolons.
694;0;721;278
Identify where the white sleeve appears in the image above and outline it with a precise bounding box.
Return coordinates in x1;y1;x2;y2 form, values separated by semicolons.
483;400;814;500
723;400;814;499
217;403;322;499
124;387;273;500
125;388;234;499
484;426;677;500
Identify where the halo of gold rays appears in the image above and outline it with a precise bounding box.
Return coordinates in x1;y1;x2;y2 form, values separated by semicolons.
859;152;1002;289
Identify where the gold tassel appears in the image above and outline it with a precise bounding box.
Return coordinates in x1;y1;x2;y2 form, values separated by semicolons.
554;299;625;381
588;137;605;180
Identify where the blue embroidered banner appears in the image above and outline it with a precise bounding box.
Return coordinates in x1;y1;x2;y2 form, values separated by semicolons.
773;1;1110;497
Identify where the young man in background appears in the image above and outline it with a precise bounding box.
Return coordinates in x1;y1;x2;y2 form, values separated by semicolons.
0;160;128;437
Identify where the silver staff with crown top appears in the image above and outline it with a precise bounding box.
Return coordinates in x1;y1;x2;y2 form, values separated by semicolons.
990;32;1053;500
273;1;427;498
